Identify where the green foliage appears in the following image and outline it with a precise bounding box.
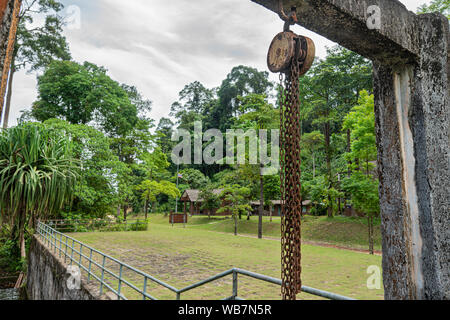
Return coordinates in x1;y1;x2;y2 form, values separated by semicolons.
0;123;78;219
200;188;221;212
170;81;213;130
43;119;123;217
0;123;78;257
32;61;143;137
0;238;23;272
213;66;273;131
418;0;450;19
100;221;148;232
341;91;379;218
342;172;379;216
217;185;252;218
298;46;373;216
136;180;180;204
179;168;209;190
343;90;377;174
15;0;71;72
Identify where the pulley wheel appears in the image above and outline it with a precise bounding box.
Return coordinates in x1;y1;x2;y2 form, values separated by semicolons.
297;36;315;76
267;32;296;73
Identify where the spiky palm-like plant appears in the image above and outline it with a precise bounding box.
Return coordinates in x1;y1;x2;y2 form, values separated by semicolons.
0;123;78;258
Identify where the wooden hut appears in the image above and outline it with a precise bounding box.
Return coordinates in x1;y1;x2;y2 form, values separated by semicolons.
180;189;231;216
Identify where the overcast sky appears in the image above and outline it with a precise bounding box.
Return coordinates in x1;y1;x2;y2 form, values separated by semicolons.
5;0;431;128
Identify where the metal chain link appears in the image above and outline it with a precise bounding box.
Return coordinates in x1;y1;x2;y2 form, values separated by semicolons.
280;55;303;301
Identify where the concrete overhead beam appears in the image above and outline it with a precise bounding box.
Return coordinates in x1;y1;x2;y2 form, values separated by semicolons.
251;0;420;65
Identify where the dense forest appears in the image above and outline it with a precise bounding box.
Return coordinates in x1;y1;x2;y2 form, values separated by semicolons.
17;45;377;221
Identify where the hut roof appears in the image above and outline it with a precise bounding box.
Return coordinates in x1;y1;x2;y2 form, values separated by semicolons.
181;189;224;202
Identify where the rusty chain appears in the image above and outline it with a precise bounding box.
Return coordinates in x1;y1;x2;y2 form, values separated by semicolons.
280;50;303;300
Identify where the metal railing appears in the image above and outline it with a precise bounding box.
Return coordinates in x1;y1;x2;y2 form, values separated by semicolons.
45;218;148;233
36;221;355;301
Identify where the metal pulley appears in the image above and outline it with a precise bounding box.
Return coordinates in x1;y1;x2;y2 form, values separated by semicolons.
267;6;315;76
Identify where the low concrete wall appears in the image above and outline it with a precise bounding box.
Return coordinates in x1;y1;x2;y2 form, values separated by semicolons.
26;235;112;300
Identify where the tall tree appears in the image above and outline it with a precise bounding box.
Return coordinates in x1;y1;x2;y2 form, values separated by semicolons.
342;90;379;254
237;93;279;239
217;185;252;236
211;65;273;131
3;0;71;128
42;119;124;218
136;180;180;219
300;46;372;217
32;61;142;137
155;117;175;155
301;131;325;179
199;188;221;219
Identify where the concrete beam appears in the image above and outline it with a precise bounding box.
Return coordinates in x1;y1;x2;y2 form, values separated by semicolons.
251;0;420;65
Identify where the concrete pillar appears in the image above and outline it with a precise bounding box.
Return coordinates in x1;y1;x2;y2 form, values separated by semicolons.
251;0;449;299
374;13;449;299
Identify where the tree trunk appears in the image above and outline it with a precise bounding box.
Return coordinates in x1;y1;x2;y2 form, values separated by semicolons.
325;121;333;218
234;213;237;236
117;204;121;217
269;204;273;223
312;152;316;179
144;198;149;220
346;129;352;177
19;211;26;259
123;204;128;221
258;164;264;239
368;215;374;255
2;64;15;129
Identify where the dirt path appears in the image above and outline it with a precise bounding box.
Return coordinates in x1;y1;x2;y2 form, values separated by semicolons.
209;231;382;256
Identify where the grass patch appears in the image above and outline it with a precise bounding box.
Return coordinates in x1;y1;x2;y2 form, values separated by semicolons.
144;214;381;251
71;221;384;300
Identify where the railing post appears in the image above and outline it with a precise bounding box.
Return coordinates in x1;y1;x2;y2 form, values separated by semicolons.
52;228;55;251
46;225;49;247
176;292;181;300
64;237;68;263
100;256;106;295
118;264;123;300
70;239;74;265
232;270;238;300
79;244;83;267
59;233;62;258
143;277;148;300
88;249;93;281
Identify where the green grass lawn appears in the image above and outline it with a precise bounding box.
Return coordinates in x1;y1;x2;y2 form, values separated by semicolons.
147;214;382;251
71;218;384;300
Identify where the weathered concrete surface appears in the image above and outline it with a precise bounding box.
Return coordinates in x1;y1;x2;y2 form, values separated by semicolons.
251;0;449;300
27;235;112;300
